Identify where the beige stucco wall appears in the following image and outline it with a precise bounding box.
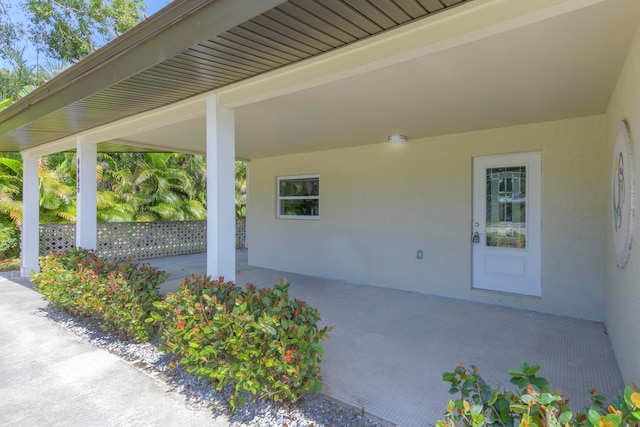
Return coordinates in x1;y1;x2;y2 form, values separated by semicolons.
248;115;606;321
604;25;640;385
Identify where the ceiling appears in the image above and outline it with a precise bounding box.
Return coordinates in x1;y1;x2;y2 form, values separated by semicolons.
0;0;470;153
2;0;640;160
112;0;640;160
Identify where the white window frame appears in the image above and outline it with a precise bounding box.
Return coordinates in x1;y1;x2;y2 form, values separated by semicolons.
277;174;320;219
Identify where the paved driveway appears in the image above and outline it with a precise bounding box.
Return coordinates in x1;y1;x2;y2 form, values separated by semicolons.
0;271;228;427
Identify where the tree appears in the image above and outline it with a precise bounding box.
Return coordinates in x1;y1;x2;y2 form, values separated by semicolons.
24;0;146;62
0;49;39;107
0;153;23;227
1;49;69;109
235;161;247;218
98;153;207;222
0;0;146;66
0;1;22;63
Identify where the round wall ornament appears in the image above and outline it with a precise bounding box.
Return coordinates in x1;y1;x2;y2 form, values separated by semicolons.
612;120;635;268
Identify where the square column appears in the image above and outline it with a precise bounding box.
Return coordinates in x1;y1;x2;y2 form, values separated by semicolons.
206;94;236;282
76;138;97;250
21;153;40;276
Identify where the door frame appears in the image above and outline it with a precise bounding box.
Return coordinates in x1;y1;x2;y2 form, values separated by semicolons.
472;152;542;297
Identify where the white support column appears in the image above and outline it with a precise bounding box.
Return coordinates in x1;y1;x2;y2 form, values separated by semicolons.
244;162;250;249
21;153;40;277
76;138;97;250
206;94;236;282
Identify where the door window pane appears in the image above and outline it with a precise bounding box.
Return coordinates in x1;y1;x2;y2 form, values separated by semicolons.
486;166;526;248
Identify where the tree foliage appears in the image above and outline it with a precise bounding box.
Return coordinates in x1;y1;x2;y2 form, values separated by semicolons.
1;0;144;106
20;0;146;62
0;152;213;226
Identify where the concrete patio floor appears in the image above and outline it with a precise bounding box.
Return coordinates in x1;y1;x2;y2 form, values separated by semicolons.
148;250;625;427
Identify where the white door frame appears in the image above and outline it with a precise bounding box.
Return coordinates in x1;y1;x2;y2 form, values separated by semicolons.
472;152;541;297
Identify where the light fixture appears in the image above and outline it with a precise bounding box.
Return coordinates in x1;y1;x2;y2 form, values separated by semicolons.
388;134;407;143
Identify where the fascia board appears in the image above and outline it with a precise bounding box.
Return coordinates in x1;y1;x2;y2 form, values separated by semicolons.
0;0;286;138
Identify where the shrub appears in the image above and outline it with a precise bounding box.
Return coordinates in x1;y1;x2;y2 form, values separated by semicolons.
0;224;20;259
32;248;167;342
438;362;640;427
150;275;332;409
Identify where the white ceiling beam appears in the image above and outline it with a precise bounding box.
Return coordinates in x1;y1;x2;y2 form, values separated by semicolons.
21;95;208;156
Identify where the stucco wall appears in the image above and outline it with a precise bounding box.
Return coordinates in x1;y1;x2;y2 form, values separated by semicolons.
248;115;606;321
604;25;640;385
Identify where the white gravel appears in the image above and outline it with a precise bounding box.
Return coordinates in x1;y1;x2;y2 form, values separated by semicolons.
37;306;390;427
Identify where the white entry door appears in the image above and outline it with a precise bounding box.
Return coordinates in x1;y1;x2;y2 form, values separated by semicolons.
472;153;541;296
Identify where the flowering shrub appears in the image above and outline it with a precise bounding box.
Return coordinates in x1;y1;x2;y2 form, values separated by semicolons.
150;275;331;409
438;362;640;427
32;248;167;342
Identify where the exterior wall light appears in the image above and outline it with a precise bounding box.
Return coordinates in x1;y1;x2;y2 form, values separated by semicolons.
388;135;407;143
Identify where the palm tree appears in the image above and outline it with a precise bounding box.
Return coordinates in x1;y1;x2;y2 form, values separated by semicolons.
235;161;247;218
0;48;40;102
1;50;69;110
39;153;76;223
99;153;207;222
0;152;23;226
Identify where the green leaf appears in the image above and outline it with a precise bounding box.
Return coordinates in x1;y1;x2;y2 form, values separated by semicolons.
511;404;527;414
625;386;640;409
530;377;548;388
520;394;536;404
558;410;572;424
602;413;622;427
1;98;13;109
508;369;525;378
488;390;499;406
538;393;556;405
310;342;323;351
525;365;541;376
588;407;603;426
148;310;162;321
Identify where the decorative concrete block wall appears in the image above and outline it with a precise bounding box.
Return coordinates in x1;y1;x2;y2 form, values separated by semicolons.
39;219;247;260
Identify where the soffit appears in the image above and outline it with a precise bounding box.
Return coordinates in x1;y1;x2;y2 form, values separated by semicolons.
0;0;470;152
235;0;640;158
110;0;640;160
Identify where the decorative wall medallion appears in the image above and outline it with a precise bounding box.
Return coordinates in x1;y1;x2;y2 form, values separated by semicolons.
612;120;636;268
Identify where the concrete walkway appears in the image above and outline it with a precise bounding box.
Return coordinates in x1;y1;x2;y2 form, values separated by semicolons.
0;271;228;427
152;251;625;426
0;251;625;426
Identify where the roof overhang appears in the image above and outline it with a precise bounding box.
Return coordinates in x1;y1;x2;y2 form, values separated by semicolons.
1;0;639;159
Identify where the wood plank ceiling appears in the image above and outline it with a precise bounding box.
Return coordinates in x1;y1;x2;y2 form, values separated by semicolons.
0;0;470;152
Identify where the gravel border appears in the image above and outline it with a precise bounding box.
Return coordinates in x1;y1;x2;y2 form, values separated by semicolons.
36;305;391;427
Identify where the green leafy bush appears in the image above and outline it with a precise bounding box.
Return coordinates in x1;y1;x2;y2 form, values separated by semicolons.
150;275;331;409
32;248;167;342
438;362;640;427
0;224;20;258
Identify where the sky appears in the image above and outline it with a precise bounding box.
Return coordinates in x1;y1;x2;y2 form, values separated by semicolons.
1;0;173;69
145;0;173;16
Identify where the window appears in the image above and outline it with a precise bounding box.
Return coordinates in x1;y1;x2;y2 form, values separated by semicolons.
277;175;319;219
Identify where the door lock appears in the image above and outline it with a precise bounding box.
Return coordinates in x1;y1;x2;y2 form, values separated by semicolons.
472;232;480;243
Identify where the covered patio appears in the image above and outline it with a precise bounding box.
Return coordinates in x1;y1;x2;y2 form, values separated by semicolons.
146;250;624;426
2;0;639;413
